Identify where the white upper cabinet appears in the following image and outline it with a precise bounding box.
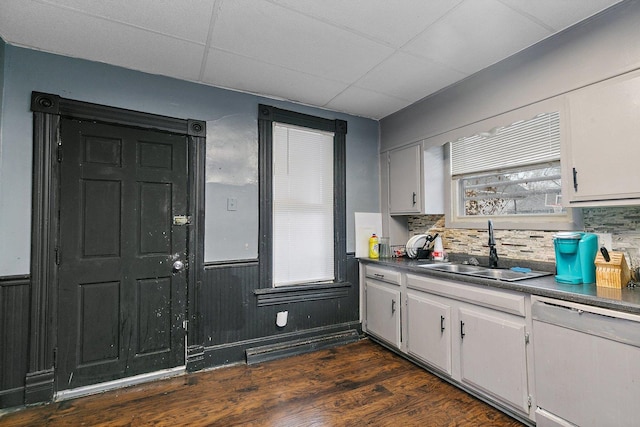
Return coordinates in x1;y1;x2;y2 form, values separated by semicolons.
388;144;443;215
566;69;640;206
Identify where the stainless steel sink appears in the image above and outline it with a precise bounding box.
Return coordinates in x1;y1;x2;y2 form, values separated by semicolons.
418;263;552;282
418;263;482;274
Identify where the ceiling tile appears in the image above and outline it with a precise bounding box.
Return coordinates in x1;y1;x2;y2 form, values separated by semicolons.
325;86;410;119
0;1;204;81
0;0;627;120
202;48;348;106
355;52;468;102
33;0;214;43
500;0;624;31
270;0;463;47
403;0;552;74
210;0;394;83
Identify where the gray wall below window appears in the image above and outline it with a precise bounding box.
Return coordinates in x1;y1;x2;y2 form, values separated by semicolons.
0;44;379;274
380;1;640;150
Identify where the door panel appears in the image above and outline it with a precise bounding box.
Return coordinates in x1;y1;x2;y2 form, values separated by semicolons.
56;118;188;390
407;291;452;375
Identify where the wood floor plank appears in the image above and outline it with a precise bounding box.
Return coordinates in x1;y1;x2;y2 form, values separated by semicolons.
0;339;525;426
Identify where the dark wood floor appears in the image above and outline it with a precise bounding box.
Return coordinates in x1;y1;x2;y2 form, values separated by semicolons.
1;339;525;426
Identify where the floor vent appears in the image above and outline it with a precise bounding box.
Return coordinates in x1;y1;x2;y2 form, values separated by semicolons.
245;330;361;365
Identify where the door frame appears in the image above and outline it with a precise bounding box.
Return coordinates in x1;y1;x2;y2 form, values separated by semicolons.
26;91;206;404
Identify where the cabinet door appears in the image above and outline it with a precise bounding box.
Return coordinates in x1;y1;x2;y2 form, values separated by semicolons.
365;280;401;348
567;69;640;203
459;307;530;415
389;144;422;214
407;291;451;375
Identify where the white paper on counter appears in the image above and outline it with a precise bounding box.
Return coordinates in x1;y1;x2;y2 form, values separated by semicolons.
355;212;382;258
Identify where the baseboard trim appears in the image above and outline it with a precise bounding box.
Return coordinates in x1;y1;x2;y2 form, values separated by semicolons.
203;321;362;367
246;329;361;365
186;344;205;372
55;366;185;402
24;369;54;405
0;386;25;410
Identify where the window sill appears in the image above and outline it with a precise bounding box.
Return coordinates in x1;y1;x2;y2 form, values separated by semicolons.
254;282;352;307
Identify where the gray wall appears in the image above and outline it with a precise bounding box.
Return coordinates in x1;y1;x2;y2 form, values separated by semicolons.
0;44;379;275
0;39;4;150
380;0;640;151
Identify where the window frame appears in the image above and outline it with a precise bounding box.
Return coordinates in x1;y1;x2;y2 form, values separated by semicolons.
439;98;582;231
257;104;347;289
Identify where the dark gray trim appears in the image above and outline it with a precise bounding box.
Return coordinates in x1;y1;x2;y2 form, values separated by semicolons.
24;369;55;405
245;330;361;365
186;345;205;373
186;123;207;370
257;104;348;290
0;275;30;286
31;92;206;136
0;386;25;409
254;282;351;307
29;91;206;403
204;259;259;268
203;321;361;367
27;108;60;404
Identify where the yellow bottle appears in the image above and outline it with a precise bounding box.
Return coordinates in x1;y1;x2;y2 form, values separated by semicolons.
369;234;379;259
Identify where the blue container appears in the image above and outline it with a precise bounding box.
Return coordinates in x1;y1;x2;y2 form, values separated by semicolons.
554;232;598;284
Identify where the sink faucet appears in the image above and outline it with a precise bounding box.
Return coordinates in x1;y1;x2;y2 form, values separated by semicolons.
488;220;499;268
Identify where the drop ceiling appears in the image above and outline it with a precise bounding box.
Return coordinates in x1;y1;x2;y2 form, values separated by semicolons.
0;0;624;119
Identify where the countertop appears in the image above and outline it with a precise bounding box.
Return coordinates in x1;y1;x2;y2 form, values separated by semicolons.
360;257;640;316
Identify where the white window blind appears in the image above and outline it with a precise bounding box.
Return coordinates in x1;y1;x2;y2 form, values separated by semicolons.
451;112;560;176
272;123;334;287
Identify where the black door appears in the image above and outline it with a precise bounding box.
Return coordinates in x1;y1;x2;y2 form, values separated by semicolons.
56;118;188;390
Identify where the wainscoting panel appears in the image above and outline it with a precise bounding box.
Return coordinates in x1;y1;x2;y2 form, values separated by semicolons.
200;255;360;366
0;275;30;409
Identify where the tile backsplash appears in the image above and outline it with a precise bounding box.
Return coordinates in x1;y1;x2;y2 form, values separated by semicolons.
408;206;640;268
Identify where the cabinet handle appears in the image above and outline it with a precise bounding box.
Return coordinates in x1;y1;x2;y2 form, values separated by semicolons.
412;192;417;206
374;273;384;279
572;167;578;192
440;315;445;332
391;299;396;315
460;321;465;339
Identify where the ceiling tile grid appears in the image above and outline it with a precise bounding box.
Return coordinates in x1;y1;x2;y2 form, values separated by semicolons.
0;0;625;119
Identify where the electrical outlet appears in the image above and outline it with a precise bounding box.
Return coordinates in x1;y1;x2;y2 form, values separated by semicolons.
227;197;237;211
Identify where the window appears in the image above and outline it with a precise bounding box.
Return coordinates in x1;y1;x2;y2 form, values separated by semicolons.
272;124;334;286
448;111;579;230
460;162;563;216
258;105;347;288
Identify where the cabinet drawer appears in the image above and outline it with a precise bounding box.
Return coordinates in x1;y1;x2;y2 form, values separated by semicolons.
365;265;401;285
406;273;525;317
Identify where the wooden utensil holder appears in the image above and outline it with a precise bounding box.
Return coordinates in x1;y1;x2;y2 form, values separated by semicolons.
595;251;630;288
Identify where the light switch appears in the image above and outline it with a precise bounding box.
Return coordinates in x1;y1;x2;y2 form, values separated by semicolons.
227;197;237;211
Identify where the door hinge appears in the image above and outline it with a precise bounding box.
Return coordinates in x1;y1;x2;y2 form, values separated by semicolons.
525;332;530;345
57;143;63;163
55;247;61;265
528;395;532;408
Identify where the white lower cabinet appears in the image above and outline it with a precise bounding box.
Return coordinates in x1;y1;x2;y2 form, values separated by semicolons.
406;290;452;375
363;265;402;349
405;273;532;420
459;305;530;414
363;263;640;426
365;280;401;349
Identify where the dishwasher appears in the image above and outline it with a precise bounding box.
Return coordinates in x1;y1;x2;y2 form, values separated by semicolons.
532;296;640;427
